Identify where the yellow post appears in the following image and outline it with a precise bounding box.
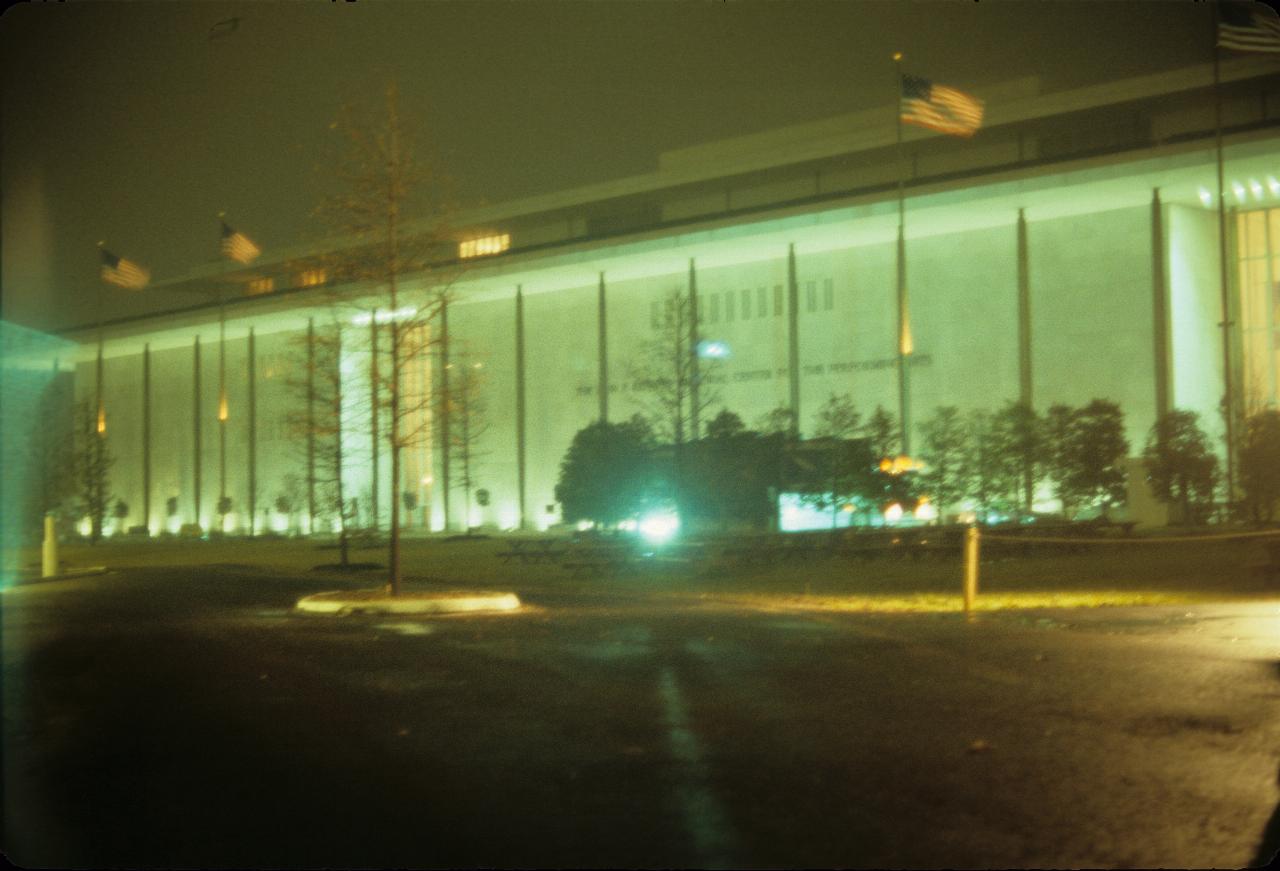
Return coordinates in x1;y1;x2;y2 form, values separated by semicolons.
963;524;980;619
42;514;59;578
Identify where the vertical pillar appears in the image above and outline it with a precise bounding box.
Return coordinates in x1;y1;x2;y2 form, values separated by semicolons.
218;308;227;509
515;286;527;530
440;299;451;530
142;344;151;533
193;336;202;526
787;244;801;437
688;258;701;440
248;327;257;537
306;317;316;533
1151;190;1171;419
597;272;608;423
369;313;380;530
1017;209;1032;407
896;224;912;454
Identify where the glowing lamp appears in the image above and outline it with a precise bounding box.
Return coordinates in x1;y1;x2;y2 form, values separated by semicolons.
884;503;904;523
638;511;679;544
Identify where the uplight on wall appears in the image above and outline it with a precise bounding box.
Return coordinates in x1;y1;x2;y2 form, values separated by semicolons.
459;233;511;259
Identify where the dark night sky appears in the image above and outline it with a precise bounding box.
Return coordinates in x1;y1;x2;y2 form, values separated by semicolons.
1;1;1213;332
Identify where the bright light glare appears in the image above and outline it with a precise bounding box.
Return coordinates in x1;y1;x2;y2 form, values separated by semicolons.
914;500;938;521
617;519;638;532
1232;181;1246;203
1268;176;1280;196
638;511;679;543
270;513;289;533
697;340;730;360
884;503;904;522
576;520;593;532
1198;187;1212;207
1249;179;1264;200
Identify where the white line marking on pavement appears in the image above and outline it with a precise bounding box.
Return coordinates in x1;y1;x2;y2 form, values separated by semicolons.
658;665;737;868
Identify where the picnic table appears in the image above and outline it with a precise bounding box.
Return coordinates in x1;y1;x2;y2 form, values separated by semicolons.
496;537;567;564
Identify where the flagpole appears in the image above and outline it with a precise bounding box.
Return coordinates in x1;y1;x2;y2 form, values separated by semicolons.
216;213;231;531
893;51;911;456
1211;5;1237;511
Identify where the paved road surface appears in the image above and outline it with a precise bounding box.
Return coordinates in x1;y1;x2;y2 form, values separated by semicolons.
4;566;1279;868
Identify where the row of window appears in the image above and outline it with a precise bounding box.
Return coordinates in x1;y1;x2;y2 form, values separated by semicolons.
649;279;836;329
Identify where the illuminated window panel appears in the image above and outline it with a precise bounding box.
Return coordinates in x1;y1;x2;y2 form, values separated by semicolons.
458;233;511;259
247;277;275;295
1236;206;1280;411
299;269;327;288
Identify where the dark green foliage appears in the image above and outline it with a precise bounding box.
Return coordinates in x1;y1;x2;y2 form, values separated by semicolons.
862;405;899;461
685;414;785;530
1143;409;1219;525
555;416;657;526
72;399;113;544
1041;404;1079;516
1065;400;1129;516
754;405;796;437
990;401;1042;511
918;406;968;514
961;409;1009;519
812;394;861;440
1240;409;1280;524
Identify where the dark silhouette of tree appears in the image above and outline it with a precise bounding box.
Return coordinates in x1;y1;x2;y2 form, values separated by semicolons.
630;289;721;446
447;355;490;529
1143;409;1219;526
918;406;969;516
555;416;657;527
1240;409;1280;524
287;319;355;565
686;410;783;531
314;81;458;594
961;409;1009;521
72;399;113;543
862;405;899;462
990;401;1042;512
1063;400;1128;518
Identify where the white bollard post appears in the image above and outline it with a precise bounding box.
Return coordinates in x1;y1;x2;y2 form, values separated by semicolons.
42;514;59;578
963;524;980;620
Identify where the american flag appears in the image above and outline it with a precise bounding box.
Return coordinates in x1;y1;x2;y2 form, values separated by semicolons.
1218;3;1280;53
220;218;261;264
900;74;985;138
99;246;150;289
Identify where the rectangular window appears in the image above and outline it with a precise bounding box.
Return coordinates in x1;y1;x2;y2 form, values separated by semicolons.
299;269;327;288
708;293;720;323
823;278;834;311
725;290;735;322
1236;206;1280;410
757;286;767;318
741;288;752;320
805;280;817;313
774;285;784;316
247;277;275;296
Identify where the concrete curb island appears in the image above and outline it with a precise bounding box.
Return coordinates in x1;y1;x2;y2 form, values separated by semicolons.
296;589;522;616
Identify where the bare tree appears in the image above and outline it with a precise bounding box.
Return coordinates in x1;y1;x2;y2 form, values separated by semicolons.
314;81;459;595
630;289;721;446
287;317;357;565
444;352;490;530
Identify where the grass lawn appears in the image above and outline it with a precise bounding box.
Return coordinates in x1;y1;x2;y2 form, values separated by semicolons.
10;529;1279;613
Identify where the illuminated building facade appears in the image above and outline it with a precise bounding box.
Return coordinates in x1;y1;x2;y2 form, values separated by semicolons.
58;58;1280;534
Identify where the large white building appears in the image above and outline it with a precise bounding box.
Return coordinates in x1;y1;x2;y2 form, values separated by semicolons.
52;57;1280;535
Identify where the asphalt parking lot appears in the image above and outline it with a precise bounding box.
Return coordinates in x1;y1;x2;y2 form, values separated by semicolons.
4;564;1280;868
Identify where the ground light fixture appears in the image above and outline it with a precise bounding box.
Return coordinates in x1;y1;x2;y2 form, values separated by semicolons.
638;511;679;544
